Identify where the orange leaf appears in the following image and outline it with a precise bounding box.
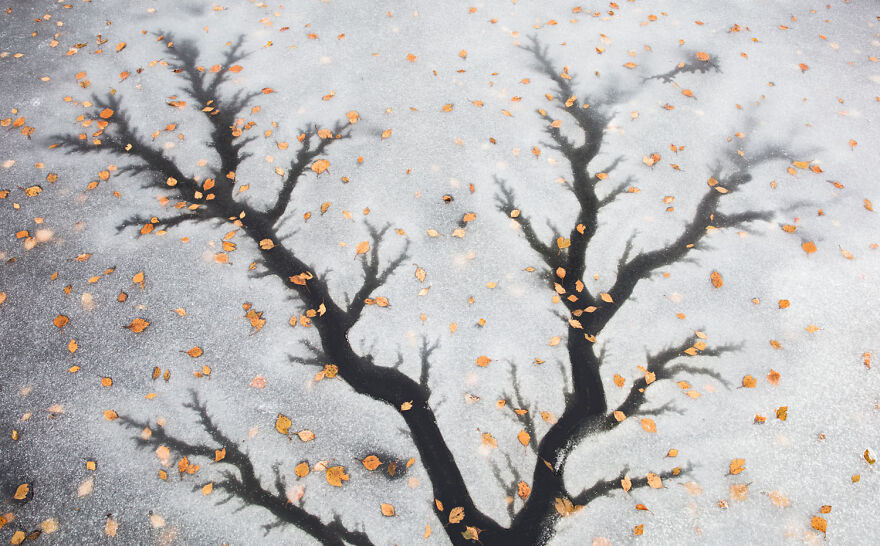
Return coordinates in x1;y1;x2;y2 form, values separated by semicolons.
124;318;150;333
710;270;723;288
185;347;203;358
356;241;370;256
448;506;465;524
275;414;292;434
640;418;657;433
294;461;310;477
802;241;817;254
380;503;395;517
517;430;530;446
363;455;382;471
326;466;349;487
475;355;492;367
729;458;746;475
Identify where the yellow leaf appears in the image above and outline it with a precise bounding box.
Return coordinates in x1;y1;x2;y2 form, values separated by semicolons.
600;292;613;303
297;430;315;442
115;42;126;52
201;482;213;495
640;418;657;433
259;239;274;250
356;241;370;256
326;466;349;487
557;237;571;249
400;400;413;411
294;461;310;477
646;473;662;488
380;503;395;516
381;129;392;139
103;409;118;421
275;414;292;435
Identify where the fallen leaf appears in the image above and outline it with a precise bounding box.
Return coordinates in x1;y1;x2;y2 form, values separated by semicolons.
730;458;746;475
275;414;292;435
325;466;349;487
449;506;465;524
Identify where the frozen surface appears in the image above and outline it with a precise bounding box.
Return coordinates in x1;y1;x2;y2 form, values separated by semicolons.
1;1;878;545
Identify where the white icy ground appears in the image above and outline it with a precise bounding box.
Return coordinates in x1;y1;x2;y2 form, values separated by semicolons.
0;1;878;544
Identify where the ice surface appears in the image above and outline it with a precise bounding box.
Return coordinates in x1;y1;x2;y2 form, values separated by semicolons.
0;1;878;545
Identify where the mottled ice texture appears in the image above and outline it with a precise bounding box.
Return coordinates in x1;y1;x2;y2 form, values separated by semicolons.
1;1;878;545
